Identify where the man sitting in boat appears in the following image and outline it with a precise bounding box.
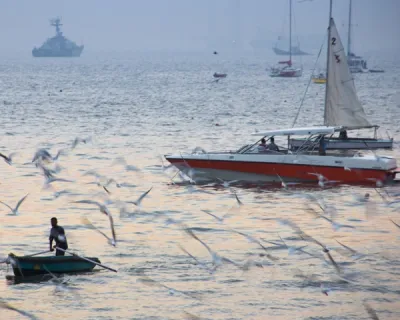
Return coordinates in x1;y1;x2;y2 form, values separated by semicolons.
266;137;279;152
319;136;327;155
49;217;68;256
339;130;348;139
258;138;267;152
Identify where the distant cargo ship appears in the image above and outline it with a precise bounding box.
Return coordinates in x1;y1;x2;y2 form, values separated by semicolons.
32;18;84;58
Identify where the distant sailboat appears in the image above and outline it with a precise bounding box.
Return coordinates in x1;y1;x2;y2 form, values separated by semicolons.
345;0;386;73
273;46;310;56
312;72;326;84
269;0;302;78
290;18;393;150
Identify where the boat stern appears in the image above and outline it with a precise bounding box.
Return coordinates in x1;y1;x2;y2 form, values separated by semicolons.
387;168;400;181
379;155;397;171
376;155;398;183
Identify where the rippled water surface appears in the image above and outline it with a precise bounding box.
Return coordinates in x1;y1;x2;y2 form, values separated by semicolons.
1;52;400;320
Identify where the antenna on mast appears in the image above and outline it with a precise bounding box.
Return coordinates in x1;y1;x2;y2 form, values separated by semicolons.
50;17;63;36
347;0;352;56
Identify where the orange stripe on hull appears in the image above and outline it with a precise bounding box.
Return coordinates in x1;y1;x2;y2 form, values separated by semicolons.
167;158;392;184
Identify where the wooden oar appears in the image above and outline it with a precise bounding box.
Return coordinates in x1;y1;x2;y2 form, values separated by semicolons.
25;250;52;257
55;247;117;273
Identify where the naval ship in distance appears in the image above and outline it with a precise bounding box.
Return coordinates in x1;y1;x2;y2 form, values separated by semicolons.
32;17;84;57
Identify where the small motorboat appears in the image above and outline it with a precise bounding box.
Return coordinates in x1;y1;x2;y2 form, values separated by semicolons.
213;72;227;78
369;69;384;73
312;73;326;84
7;253;101;276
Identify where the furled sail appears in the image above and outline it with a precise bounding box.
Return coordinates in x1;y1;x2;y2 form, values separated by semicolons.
324;18;373;129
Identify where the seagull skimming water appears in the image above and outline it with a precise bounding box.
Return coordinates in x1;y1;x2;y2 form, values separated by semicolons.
0;194;29;215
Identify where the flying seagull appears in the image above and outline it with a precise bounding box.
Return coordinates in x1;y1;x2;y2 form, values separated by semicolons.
0;152;17;165
0;194;29;215
128;187;153;207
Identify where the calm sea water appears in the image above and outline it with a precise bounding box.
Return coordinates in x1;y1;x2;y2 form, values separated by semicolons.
0;51;400;320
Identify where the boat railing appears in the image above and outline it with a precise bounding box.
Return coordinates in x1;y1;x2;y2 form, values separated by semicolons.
236;144;252;153
290;134;323;154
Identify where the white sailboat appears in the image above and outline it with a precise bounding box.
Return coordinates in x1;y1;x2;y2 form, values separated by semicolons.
346;0;368;73
269;0;302;78
290;17;393;150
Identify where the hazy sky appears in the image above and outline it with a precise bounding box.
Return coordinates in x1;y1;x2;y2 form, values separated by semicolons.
0;0;399;53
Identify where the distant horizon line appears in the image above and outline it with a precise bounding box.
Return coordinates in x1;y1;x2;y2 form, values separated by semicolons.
1;47;399;58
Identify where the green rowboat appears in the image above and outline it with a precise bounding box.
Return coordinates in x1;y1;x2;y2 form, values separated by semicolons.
8;253;101;276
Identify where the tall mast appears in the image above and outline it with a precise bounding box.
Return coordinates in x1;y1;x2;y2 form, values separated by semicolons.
50;17;63;36
323;0;333;126
289;0;292;62
347;0;352;56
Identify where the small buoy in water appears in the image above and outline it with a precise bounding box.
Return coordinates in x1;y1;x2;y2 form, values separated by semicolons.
215;123;220;126
284;100;287;102
59;89;63;92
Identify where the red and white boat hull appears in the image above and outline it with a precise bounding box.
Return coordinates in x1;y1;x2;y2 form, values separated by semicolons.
270;67;303;78
278;69;303;77
165;153;397;185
